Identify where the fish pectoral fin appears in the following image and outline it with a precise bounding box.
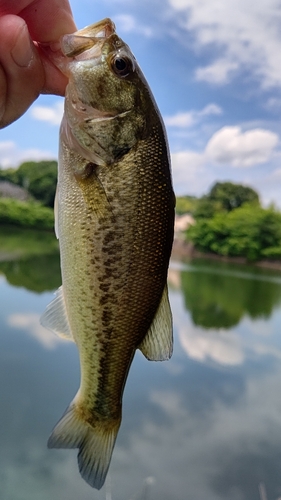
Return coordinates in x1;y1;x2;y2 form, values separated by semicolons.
48;396;121;490
138;284;173;361
40;286;74;342
76;168;113;219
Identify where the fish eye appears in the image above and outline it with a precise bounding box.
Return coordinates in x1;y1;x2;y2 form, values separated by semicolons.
111;56;132;77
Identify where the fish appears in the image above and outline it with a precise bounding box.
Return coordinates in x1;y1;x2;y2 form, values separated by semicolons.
41;18;175;490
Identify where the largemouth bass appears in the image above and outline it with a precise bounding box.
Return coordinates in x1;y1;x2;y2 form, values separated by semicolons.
41;18;175;490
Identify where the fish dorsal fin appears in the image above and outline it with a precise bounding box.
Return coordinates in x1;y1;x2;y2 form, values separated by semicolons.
40;286;74;342
138;284;173;361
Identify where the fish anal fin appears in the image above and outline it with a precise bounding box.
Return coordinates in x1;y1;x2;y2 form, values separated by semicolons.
138;284;173;361
40;286;74;342
48;397;121;490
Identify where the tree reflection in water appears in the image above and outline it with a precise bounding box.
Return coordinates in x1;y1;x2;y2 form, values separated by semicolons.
179;259;281;329
0;226;61;293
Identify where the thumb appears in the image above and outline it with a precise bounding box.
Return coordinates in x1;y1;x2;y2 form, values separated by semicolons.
0;14;45;128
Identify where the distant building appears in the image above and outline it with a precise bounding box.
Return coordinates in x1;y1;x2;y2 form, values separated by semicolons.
174;213;195;236
172;214;195;258
0;181;30;201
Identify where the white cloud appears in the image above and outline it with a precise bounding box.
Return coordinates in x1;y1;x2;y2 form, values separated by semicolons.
150;390;186;419
168;0;281;88
205;126;279;167
170;125;280;202
165;112;194;128
265;97;281;112
112;14;153;37
121;361;281;500
0;141;55;169
31;100;64;126
165;103;222;128
171;150;209;195
178;324;245;366
201;103;223;116
7;313;64;349
181;322;281;366
195;60;239;84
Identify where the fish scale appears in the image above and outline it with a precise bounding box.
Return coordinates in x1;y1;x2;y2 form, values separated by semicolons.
41;18;174;490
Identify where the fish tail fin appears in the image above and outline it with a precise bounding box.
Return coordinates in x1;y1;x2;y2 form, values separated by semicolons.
47;399;121;490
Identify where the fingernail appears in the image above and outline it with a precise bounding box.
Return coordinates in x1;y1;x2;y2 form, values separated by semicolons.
11;24;34;68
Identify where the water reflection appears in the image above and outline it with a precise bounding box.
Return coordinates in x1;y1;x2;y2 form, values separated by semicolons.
2;229;281;499
177;259;281;329
0;227;61;292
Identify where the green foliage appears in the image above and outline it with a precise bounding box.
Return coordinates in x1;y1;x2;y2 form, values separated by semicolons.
176;182;260;220
176;195;198;215
209;181;259;211
0;253;61;293
193;197;222;219
16;160;57;207
0;225;58;258
0;167;19;184
0;226;60;292
187;205;281;261
0;161;57;229
0;198;54;230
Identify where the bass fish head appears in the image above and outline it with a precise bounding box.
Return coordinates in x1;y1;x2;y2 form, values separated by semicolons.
58;18;152;168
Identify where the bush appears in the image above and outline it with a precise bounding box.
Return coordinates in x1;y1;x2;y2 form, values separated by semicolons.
187;205;281;261
0;198;54;230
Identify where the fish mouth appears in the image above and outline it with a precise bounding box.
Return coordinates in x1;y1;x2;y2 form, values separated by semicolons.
41;19;117;75
61;18;116;58
59;18;118;71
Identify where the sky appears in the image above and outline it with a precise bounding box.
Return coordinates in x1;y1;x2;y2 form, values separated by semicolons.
1;0;281;206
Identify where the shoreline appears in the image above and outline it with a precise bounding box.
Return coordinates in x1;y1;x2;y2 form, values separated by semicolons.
172;237;281;272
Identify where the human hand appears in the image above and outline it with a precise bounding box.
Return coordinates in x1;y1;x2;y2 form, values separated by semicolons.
0;0;76;128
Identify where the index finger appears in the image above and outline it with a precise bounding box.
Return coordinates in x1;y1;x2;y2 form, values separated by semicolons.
0;0;76;42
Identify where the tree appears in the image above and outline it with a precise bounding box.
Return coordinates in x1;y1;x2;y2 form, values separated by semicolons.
0;167;19;184
181;261;281;328
17;160;57;207
208;182;259;211
176;195;198;215
187;204;281;261
193;197;222;219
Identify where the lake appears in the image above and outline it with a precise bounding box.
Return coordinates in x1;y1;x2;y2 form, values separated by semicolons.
1;228;281;500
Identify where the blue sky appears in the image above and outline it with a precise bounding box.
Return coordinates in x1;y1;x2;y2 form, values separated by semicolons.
1;0;281;206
